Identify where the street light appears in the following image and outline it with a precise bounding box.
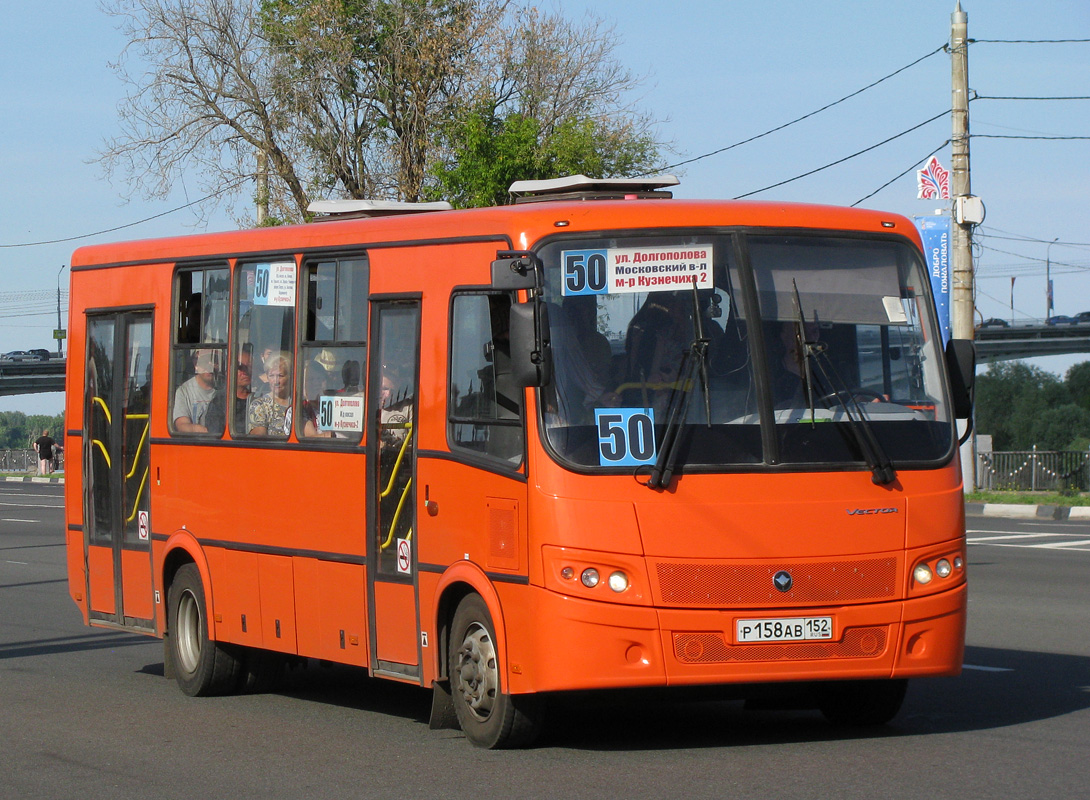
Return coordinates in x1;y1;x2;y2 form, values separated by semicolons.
1045;237;1059;320
57;264;67;358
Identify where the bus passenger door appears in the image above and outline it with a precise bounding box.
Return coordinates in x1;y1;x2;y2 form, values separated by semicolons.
367;300;421;679
83;311;155;631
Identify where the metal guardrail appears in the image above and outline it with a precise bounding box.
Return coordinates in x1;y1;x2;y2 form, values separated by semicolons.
0;448;65;474
977;448;1090;492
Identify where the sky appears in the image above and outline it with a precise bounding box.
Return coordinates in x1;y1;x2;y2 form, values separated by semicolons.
2;0;1088;417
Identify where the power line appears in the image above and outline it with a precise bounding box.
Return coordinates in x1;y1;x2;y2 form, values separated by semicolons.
646;44;946;175
852;139;950;207
978;227;1090;249
972;38;1090;44
973;95;1090;101
0;178;250;249
734;110;949;200
972;133;1090;140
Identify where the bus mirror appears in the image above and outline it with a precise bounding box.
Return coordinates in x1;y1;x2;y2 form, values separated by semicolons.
945;338;975;419
491;251;538;290
510;300;551;387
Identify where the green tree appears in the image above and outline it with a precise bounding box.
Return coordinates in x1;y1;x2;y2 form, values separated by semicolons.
975;360;1090;450
100;0;663;221
429;107;659;208
975;362;1068;450
1066;361;1090;413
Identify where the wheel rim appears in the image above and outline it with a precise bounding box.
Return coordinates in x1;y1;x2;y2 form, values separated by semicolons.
454;621;498;721
176;588;203;674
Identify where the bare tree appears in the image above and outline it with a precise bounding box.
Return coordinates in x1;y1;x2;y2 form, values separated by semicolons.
100;0;309;222
98;0;665;222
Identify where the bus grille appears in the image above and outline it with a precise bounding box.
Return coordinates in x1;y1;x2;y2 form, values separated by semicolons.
673;627;887;664
654;557;898;607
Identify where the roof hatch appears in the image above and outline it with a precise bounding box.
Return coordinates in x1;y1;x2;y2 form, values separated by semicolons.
307;198;453;221
508;174;679;204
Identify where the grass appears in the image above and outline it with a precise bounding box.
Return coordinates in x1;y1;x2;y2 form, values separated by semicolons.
965;490;1090;506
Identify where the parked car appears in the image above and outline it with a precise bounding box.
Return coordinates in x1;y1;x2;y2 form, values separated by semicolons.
978;317;1009;328
1;350;47;362
1046;315;1076;326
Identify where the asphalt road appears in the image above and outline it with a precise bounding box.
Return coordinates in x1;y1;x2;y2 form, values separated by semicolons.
2;483;1089;799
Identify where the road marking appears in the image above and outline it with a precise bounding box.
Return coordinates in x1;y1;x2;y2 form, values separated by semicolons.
2;518;38;523
966;532;1055;541
1032;538;1090;550
4;560;29;565
963;664;1014;672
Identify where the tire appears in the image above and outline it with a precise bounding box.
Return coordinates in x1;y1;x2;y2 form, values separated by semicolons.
236;647;285;694
818;679;908;726
168;563;241;697
449;594;544;749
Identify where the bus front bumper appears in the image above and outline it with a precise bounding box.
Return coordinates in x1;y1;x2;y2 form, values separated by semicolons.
510;582;965;694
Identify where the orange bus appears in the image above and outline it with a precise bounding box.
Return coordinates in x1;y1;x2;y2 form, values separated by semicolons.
65;176;974;748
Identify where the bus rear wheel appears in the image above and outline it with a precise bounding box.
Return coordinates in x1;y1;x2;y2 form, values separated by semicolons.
168;563;241;697
449;594;543;749
818;678;908;726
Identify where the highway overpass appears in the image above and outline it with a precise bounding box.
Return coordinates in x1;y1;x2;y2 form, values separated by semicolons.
0;359;65;396
2;324;1087;397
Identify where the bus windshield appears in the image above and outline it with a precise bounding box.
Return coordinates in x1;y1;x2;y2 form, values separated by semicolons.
537;232;953;473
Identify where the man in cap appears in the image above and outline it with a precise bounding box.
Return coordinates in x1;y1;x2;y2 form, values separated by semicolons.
173;350;222;433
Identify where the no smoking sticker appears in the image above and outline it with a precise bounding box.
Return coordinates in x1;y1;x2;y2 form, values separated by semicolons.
396;538;412;575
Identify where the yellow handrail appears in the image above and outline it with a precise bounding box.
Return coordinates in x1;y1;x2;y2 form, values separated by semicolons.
380;477;413;551
125;467;150;524
91;439;111;468
92;396;112;424
124;419;150;480
379;421;413;499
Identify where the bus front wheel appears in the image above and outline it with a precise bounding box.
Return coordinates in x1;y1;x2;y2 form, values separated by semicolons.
449;594;544;749
818;678;908;726
168;563;241;697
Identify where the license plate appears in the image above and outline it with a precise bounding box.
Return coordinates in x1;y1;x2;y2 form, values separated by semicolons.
736;616;833;643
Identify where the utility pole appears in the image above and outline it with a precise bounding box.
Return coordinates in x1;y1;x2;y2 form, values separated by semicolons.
56;264;67;358
1046;237;1058;319
950;1;975;341
256;151;268;226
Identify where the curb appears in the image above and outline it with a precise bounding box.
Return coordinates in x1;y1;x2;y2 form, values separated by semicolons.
966;502;1090;520
2;476;64;484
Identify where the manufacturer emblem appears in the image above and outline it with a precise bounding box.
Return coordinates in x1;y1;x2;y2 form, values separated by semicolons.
773;570;793;592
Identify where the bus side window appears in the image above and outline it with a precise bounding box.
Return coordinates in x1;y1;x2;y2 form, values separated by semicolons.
448;293;524;465
297;256;369;442
234;261;298;439
171;267;228;436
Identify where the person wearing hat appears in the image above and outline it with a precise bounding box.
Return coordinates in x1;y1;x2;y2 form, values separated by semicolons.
173;350;221;433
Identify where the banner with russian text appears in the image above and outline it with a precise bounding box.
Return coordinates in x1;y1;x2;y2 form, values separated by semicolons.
914;216;951;345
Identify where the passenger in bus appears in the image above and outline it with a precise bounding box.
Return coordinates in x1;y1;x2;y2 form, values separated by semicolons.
205;344;253;435
379;369;412;450
247;352;293;436
549;297;613;424
620;292;693;414
173;350;222;433
250;345;276;400
772;321;819;408
301;357;334;438
339;360;362;395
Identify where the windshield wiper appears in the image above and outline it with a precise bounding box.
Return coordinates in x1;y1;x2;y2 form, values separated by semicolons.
790;282;897;486
643;280;711;490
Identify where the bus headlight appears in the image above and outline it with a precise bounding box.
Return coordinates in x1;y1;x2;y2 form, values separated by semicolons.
608;571;629;593
581;568;600;588
935;558;952;578
913;563;933;585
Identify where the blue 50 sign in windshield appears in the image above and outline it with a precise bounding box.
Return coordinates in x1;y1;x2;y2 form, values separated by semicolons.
596;408;656;467
562;246;714;296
